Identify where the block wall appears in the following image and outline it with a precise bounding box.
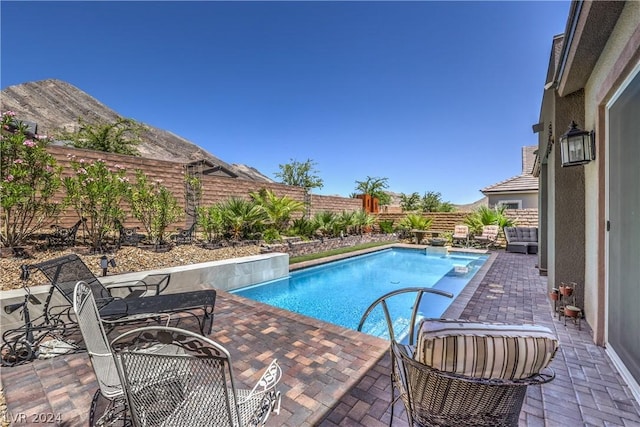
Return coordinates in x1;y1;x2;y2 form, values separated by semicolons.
41;146;362;229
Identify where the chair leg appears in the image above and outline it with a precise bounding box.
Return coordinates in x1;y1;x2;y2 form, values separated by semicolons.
90;390;129;427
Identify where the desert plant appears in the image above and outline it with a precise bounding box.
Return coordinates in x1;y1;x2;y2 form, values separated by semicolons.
290;217;320;239
197;204;224;243
335;211;356;235
63;156;130;251
378;220;395;234
464;205;516;236
398;213;432;231
312;211;338;237
129;170;182;245
0;112;62;248
352;210;376;234
59;116;143;156
250;188;305;234
219;198;266;241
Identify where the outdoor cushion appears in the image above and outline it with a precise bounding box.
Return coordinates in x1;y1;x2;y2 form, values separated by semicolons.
504;227;539;254
414;319;558;380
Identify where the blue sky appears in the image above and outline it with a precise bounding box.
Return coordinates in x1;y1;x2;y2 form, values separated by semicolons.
1;1;570;204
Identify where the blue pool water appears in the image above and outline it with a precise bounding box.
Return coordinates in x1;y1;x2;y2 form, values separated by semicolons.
233;248;488;339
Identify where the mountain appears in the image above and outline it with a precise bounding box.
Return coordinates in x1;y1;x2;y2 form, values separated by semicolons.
0;79;273;182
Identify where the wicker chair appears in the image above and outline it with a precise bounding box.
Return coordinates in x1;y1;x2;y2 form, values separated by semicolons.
391;340;555;426
358;287;557;427
111;326;282;427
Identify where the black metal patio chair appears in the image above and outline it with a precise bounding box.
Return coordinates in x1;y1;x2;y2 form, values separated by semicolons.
46;217;87;248
115;220;146;248
169;222;197;245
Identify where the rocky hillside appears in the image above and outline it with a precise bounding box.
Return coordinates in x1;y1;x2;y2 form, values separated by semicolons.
0;79;273;182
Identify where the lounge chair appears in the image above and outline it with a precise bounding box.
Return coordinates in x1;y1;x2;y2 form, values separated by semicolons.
111;325;282;426
473;224;500;248
21;254;216;337
451;225;469;247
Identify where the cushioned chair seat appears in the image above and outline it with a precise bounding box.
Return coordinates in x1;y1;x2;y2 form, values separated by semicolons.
414;319;559;380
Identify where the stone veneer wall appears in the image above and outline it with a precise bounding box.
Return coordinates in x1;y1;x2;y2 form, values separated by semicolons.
264;234;399;258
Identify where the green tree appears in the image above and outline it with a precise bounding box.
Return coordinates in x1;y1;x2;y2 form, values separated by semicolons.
63;157;130;251
275;158;324;219
419;191;455;212
59;116;143;156
0;112;62;247
354;176;391;206
129;170;183;245
399;192;421;212
275;159;324;190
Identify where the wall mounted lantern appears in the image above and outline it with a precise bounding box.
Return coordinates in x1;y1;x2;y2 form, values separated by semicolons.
560;121;595;167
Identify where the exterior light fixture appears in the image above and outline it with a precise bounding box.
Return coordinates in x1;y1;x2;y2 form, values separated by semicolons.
100;255;116;276
560;121;595;167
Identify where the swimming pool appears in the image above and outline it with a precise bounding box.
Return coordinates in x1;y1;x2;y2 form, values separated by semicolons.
233;248;488;339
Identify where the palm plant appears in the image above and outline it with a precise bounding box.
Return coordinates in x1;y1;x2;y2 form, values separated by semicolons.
352;210;377;234
290;217;320;239
464;206;516;236
250;188;305;239
312;211;338;237
354;176;391;206
398;213;433;231
336;211;356;236
219;198;266;241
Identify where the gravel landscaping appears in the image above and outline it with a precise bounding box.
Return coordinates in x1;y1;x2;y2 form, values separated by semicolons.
0;244;263;292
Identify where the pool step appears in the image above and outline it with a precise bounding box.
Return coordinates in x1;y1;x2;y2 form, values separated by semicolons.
363;317;412;340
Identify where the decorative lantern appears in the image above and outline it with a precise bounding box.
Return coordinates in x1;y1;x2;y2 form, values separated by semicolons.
560;121;595;167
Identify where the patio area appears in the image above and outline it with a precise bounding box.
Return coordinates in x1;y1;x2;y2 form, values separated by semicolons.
2;250;639;426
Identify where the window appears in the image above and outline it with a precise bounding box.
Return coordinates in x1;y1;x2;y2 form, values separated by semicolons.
497;200;522;209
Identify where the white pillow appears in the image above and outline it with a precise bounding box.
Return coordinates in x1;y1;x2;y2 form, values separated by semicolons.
414;319;558;380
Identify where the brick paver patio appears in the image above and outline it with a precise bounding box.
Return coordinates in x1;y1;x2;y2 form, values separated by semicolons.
2;250;639;426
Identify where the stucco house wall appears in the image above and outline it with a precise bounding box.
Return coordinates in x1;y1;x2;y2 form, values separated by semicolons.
582;1;640;335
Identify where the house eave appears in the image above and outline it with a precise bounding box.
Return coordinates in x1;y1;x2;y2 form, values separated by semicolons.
556;1;625;97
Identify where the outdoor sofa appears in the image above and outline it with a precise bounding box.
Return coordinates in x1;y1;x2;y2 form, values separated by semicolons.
504;226;538;254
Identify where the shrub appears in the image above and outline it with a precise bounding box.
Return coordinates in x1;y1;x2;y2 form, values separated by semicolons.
0;112;62;248
63;156;130;251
